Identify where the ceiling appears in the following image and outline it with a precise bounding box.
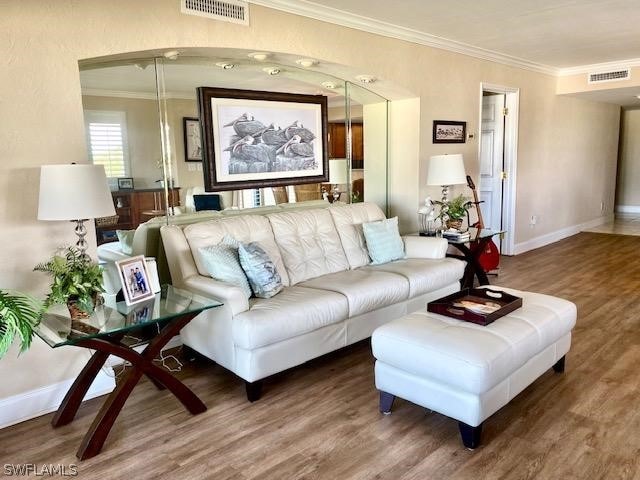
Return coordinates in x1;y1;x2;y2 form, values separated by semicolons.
274;0;640;71
249;0;640;106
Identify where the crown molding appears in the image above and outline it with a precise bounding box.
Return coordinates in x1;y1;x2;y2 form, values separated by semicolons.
558;58;640;76
249;0;559;76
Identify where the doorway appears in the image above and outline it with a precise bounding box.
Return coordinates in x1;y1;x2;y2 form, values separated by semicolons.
477;83;519;255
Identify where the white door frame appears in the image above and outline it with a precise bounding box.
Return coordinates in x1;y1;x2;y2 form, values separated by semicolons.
478;82;519;256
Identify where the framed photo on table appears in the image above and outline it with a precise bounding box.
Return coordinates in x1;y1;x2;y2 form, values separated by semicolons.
433;120;467;144
115;255;155;306
117;177;134;190
197;87;328;192
183;117;203;162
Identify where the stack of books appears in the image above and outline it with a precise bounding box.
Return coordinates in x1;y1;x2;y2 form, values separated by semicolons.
441;229;471;242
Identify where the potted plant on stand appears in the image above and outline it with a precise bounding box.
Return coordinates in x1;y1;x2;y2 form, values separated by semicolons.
34;247;105;319
0;290;42;358
433;194;471;231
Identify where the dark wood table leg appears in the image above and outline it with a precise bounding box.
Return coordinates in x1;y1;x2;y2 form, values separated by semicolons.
71;312;205;460
51;333;126;427
449;242;490;289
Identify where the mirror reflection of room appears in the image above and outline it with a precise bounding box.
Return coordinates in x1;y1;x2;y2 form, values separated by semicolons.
78;51;389;282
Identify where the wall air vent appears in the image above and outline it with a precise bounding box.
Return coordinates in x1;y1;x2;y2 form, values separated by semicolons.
180;0;249;25
588;69;630;84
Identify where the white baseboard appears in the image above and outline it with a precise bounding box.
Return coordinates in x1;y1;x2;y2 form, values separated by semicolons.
0;368;116;429
615;205;640;214
0;335;183;430
513;215;612;255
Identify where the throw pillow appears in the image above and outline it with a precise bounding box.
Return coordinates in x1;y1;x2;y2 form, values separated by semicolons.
116;229;136;255
198;238;252;299
238;242;283;299
362;216;405;265
194;194;221;212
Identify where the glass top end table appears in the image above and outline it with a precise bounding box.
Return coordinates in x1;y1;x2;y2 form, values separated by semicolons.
35;285;222;460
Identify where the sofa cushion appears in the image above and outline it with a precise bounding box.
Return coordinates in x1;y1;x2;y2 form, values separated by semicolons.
299;269;409;317
362;217;405;265
233;286;349;349
365;258;465;297
183;215;290;286
329;203;387;269
267;209;349;285
199;240;252;299
238;242;283;299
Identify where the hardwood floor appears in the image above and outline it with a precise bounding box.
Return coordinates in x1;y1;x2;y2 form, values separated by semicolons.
1;232;639;479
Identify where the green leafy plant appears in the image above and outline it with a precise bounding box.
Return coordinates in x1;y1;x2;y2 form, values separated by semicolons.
433;194;471;221
0;290;42;358
34;247;105;315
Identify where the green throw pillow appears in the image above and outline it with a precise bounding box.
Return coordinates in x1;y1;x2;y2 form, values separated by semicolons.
362;216;405;265
116;229;136;255
199;236;252;298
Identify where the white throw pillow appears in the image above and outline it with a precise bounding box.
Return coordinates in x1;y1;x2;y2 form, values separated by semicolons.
199;236;252;298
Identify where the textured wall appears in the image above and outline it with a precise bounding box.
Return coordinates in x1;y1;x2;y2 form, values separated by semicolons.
0;0;620;402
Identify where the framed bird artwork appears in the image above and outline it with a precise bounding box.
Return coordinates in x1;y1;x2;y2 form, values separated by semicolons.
197;87;329;192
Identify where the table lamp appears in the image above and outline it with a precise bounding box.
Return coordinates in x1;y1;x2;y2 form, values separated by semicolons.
38;164;116;260
328;158;348;202
426;154;467;203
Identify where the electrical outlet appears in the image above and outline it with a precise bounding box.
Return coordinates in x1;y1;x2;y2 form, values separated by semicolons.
600;201;605;212
530;215;538;227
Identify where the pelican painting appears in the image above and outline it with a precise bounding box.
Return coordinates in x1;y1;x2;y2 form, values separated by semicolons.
198;86;327;191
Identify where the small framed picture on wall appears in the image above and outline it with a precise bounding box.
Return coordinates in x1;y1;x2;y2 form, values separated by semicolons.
183;117;203;162
433;120;467;144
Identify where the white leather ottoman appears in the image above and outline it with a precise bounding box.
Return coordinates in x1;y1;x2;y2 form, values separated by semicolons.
372;287;576;449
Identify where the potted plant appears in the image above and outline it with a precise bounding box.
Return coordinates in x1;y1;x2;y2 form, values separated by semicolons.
34;247;105;319
0;290;42;358
433;194;471;230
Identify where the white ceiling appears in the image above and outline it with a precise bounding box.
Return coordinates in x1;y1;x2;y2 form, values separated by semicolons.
277;0;640;70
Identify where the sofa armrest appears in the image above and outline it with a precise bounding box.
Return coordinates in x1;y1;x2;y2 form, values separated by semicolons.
182;274;249;315
403;235;448;259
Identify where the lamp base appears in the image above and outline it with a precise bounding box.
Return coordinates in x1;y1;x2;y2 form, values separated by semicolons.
72;219;91;262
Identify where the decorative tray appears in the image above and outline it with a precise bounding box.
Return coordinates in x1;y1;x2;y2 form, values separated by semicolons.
427;288;522;326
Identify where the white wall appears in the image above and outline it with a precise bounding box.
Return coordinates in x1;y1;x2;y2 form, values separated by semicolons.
616;108;640;213
0;0;620;423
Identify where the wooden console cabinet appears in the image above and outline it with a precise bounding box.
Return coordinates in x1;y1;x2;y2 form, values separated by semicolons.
328;122;363;168
95;188;180;244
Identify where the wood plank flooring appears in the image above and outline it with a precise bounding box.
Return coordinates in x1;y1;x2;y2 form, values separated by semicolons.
1;232;639;479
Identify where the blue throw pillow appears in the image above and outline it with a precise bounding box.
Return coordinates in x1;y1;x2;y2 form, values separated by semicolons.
194;194;221;212
199;237;252;298
238;242;283;299
362;216;405;265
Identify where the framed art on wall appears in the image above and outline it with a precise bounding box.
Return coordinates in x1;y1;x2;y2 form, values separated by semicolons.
183;117;203;162
197;87;328;191
433;120;467;144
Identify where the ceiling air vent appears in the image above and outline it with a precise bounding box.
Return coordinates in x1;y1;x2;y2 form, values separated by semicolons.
588;69;630;84
180;0;249;25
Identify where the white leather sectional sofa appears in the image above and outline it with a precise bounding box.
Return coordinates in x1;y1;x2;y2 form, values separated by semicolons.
161;202;465;400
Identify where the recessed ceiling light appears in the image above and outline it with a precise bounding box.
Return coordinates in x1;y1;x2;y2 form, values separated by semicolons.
215;62;236;69
636;95;640;99
321;81;338;89
296;58;318;68
356;74;376;84
163;50;180;60
262;67;281;76
248;52;269;61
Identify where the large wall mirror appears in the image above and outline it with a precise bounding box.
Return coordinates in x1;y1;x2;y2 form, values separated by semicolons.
78;49;389;248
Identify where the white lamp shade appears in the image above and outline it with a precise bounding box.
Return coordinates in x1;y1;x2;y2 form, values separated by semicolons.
329;158;348;184
38;164;116;220
426;154;467;186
